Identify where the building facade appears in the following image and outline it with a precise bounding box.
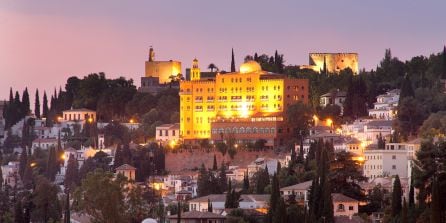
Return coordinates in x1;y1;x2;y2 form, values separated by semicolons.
180;60;309;147
155;123;180;145
300;53;359;74
368;89;400;120
62;108;96;122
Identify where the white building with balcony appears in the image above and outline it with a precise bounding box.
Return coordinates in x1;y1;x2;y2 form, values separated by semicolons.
368;89;400;120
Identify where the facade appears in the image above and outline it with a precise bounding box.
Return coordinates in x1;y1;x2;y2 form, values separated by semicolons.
62;108;96;122
180;60;309;147
1;161;19;187
188;194;269;214
368;89;400;120
280;180;312;206
319;89;346;112
300;53;359;74
31;138;59;152
115;164;137;181
167;211;226;223
363;143;417;179
155;123;180;145
332;193;359;218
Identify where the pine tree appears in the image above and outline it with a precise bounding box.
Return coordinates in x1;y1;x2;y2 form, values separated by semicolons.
441;45;446;79
231;48;236;72
114;144;124;168
430;177;441;223
391;175;402;217
225;179;233;208
22;88;30;116
197;163;210;196
19;148;28;178
46;147;57;181
22;161;34;189
212;154;218;171
42;91;49;118
177;201;181;223
35;89;41;118
64;154;79;191
408;178;415;207
256;166;270;194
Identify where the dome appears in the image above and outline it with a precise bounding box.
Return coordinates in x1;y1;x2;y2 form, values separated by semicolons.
239;60;262;74
141;218;157;223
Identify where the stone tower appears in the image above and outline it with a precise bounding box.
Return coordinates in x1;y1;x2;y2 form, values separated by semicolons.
148;47;155;62
191;58;201;81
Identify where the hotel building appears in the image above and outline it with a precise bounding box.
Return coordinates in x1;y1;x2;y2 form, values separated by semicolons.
179;59;309;147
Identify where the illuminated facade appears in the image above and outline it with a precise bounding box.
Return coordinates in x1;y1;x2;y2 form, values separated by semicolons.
300;53;359;74
144;47;182;84
180;60;309;147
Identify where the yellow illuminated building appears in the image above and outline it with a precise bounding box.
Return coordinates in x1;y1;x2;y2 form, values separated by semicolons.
145;47;182;84
180;59;309;147
300;53;359;74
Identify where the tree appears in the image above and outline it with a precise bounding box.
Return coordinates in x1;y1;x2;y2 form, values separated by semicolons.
401;198;408;223
197;164;210;196
231;48;236;72
286;102;312;139
46;147;58;181
431;176;441;223
208;63;218;72
207;199;213;212
212;154;218;171
22;88;30;116
218;162;227;193
273;198;287;223
32;176;62;222
268;173;280;223
391;175;402;218
73;169;127;223
255;167;270;194
64;154;79;191
127;186;150;223
177;201;182;223
395;97;425;138
19;148;28;178
34;89;40;118
42;91;49;118
399;74;415;101
14;200;24;223
242;171;250;193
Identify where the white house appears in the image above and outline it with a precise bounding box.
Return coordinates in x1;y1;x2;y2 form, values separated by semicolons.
32;138;59;153
188;194;269;214
155;123;180;145
332;193;359;218
363;142;418;180
319;90;346;114
368;89;400;120
1;161;19;187
62;108;96;122
280;180;312;207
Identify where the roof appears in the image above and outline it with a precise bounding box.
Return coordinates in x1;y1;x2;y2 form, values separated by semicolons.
32;138;58;143
367;120;393;127
168;211;226;219
280;180;312;191
156;123;180;129
332;193;358;203
63;108;96;113
335;216;365;223
115;164;136;171
189;194;269;203
321;91;347;98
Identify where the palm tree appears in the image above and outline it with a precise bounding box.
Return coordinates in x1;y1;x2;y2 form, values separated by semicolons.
208;63;218;72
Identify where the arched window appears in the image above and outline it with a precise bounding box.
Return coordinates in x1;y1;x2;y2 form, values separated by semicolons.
264;128;269;134
233;127;238;133
225;128;231;134
239;127;245;134
219;128;224;133
259;128;264;134
271;128;275;134
253;128;258;133
338;204;345;211
246;127;252;133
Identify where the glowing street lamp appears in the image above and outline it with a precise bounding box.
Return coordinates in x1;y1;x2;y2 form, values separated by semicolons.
325;118;333;127
87;117;93;123
129;118;135;124
30;162;37;167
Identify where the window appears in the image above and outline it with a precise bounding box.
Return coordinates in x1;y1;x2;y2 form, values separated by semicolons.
338;204;345;211
392;155;396;159
349;206;354;211
392;165;396;169
165;130;168;136
159;130;163;136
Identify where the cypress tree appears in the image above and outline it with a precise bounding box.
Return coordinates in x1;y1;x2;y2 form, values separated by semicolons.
231;48;236;72
177;201;181;223
218;162;227;193
14;200;24;223
225;179;233;208
401;198;408;223
114;144;124;168
23;160;33;189
42;91;49;118
391;175;402;217
268;173;280;223
242;170;250;192
14;91;22;118
212;154;218;171
273;198;287;223
22;88;30;116
408;178;415;207
442;45;446;79
431;177;441;223
64;154;79;191
321;178;334;223
399;74;414;101
197;163;210;196
19;148;28;178
207;199;213;212
35;89;40;118
46;147;57;181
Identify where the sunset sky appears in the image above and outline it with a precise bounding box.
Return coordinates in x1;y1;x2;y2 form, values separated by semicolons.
1;0;445;100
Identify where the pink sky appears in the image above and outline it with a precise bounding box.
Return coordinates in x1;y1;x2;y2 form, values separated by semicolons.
1;1;445;101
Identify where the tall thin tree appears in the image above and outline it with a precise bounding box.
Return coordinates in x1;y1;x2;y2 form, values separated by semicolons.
35;89;41;118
